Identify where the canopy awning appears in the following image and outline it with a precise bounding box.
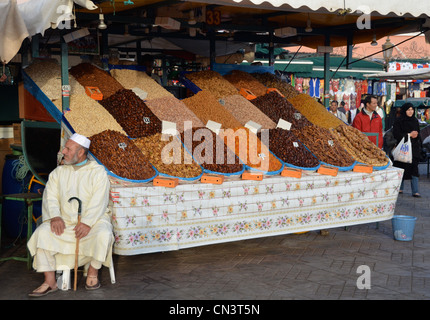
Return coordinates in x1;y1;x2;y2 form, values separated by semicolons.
248;56;384;79
365;68;430;80
196;0;430;18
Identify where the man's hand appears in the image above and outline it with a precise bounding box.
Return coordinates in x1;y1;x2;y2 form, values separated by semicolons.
74;222;91;240
50;217;66;236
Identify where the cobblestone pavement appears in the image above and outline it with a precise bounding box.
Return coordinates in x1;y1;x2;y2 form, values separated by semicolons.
0;165;429;301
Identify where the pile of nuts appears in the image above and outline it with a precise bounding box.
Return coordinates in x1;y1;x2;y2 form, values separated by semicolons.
258;128;320;168
251;72;300;99
180;128;244;174
288;94;345;129
134;133;203;178
89;130;156;180
223;70;267;97
182;90;242;129
110;68;174;101
69;63;124;99
185;70;238;99
100;89;162;138
145;96;204;132
251;92;312;129
331;124;389;166
223;95;276;129
292;125;355;167
220;127;283;172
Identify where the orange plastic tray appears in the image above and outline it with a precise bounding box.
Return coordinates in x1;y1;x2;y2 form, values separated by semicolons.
266;88;284;97
239;88;257;100
85;86;103;100
317;165;338;177
242;171;263;181
281;167;302;178
353;164;373;173
201;173;224;185
153;177;179;188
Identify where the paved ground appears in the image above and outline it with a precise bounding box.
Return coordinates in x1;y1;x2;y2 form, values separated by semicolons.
0;164;429;301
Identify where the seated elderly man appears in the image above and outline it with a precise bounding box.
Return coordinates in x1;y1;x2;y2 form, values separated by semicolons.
27;133;113;297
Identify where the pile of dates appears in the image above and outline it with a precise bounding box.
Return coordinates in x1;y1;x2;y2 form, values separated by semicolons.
292;125;355;167
180;127;244;174
251;92;312;129
258;128;319;168
89;130;156;180
100;89;162;138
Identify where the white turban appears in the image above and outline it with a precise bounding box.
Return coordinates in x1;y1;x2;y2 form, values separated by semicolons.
69;133;91;149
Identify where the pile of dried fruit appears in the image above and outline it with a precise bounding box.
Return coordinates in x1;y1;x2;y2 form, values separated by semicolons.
180;128;244;174
222;95;276;129
331;125;389;166
89;130;156;181
251;92;312;129
223;70;267;97
258;128;320;168
100;89;162;138
185;70;238;99
220;127;283;173
69;63;123;99
288;94;345;129
251;72;300;99
145;96;204;133
134;133;203;179
292;125;355;168
182;90;242;129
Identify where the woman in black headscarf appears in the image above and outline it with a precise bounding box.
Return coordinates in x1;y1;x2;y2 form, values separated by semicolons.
392;103;422;197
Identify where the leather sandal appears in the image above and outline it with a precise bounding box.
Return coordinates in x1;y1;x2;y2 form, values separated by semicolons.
85;275;101;290
413;193;421;198
28;283;58;298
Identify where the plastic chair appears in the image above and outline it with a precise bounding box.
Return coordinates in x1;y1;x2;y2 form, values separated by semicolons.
56;256;116;291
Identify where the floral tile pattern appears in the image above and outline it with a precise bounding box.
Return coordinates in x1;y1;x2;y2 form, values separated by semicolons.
110;167;403;255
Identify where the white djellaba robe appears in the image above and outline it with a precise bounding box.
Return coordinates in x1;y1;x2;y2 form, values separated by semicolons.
27;160;113;271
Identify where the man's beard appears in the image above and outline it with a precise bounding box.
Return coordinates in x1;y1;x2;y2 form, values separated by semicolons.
63;153;79;165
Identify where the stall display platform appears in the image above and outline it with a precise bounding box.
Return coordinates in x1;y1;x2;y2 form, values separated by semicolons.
110;167;402;256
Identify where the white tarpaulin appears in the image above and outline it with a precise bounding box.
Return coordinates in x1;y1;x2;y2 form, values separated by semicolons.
0;0;97;64
365;68;430;80
196;0;430;17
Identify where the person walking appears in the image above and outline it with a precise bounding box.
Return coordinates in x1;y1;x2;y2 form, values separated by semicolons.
392;103;422;197
352;95;383;148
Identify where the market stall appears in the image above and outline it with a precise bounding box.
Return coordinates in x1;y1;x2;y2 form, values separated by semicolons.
19;56;402;255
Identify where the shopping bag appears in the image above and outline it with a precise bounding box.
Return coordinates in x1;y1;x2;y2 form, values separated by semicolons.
392;134;412;163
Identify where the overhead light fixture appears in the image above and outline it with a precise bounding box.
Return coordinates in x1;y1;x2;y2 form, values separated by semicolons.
305;13;312;33
98;14;107;29
382;36;394;62
370;34;378;46
188;10;196;25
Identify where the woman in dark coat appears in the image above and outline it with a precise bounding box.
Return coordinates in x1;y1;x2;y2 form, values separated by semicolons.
392;103;422;197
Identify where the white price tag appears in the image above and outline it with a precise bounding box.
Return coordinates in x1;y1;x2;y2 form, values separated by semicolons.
277;118;292;131
143;117;151;124
245;120;262;134
118;142;127;150
293;141;299;148
162;120;178;136
132;87;148;100
206;120;222;135
328;140;334;147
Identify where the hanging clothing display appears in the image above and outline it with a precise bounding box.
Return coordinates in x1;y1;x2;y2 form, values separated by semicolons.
309;78;320;98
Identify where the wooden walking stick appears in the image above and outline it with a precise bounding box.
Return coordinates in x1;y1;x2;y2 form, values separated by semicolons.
68;197;82;291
